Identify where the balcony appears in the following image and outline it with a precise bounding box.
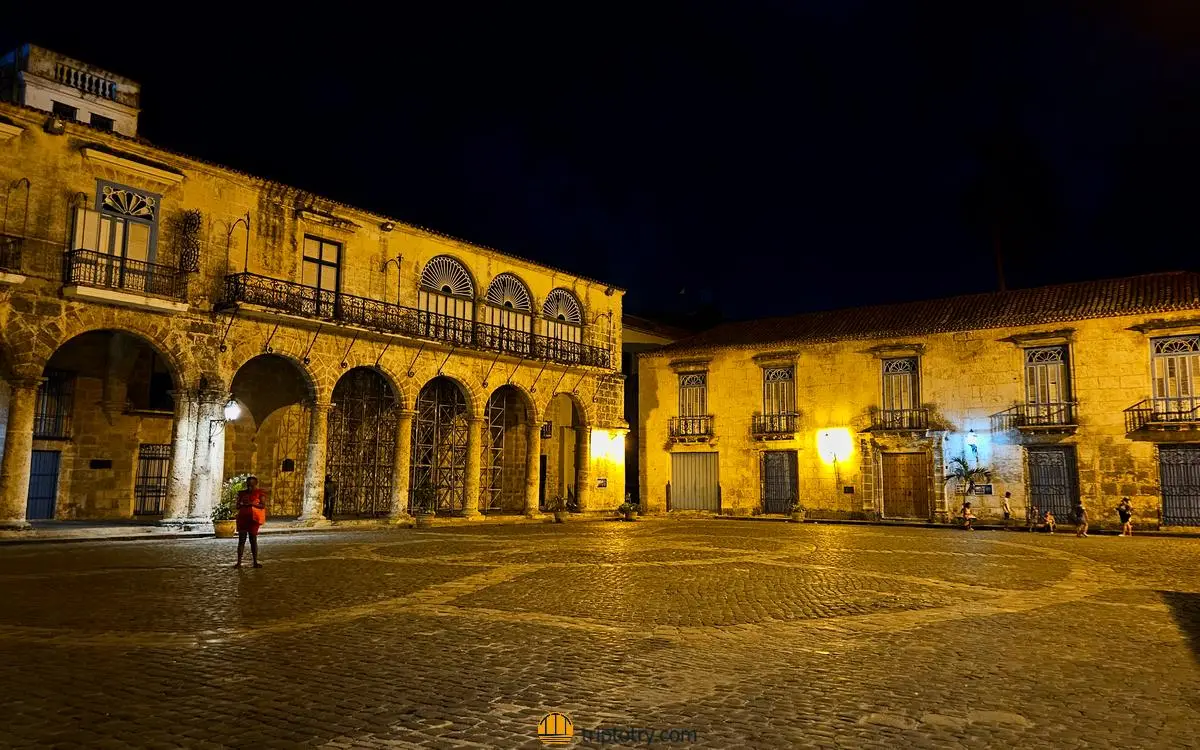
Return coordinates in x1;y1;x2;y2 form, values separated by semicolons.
752;412;798;440
870;407;930;433
1125;398;1200;433
668;415;714;443
991;402;1078;434
222;272;611;369
54;62;118;101
63;250;186;310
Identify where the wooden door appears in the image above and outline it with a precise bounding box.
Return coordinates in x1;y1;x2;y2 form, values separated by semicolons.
881;452;931;519
26;450;60;520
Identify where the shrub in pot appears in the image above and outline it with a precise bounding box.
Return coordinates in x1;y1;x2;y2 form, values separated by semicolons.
213;474;250;537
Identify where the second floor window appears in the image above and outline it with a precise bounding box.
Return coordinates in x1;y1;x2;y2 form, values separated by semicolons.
762;366;795;415
881;357;919;413
73;182;159;264
1152;335;1200;411
52;101;77;120
302;236;341;314
1025;346;1069;407
679;372;708;416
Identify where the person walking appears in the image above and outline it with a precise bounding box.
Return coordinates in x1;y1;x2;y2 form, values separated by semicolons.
323;475;338;521
1001;492;1013;523
1117;497;1134;537
1074;501;1089;538
235;476;267;568
1028;503;1041;532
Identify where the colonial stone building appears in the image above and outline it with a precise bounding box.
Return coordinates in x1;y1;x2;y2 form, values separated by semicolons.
0;47;626;529
639;273;1200;529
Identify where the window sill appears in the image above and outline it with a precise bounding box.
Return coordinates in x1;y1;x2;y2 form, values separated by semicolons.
0;121;23;142
63;284;188;314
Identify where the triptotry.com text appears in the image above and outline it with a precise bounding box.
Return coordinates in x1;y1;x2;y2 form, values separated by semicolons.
580;727;698;745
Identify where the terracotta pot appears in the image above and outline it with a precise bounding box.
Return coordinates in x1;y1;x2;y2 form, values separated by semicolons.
414;515;434;529
623;511;635;522
553;511;566;524
789;511;806;523
213;520;237;538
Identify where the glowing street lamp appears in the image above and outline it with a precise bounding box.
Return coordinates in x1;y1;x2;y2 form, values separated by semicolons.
223;398;241;421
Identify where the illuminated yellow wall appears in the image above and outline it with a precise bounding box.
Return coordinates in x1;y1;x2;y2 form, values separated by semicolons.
639;312;1200;525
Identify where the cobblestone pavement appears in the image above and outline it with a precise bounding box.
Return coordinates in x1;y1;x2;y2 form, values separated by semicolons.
0;520;1198;749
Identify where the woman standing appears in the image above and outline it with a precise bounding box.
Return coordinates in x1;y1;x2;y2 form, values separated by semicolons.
235;476;268;568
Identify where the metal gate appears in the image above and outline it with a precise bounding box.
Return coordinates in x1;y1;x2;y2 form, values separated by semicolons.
327;368;397;518
1026;446;1078;522
26;450;60;520
761;450;798;514
1159;445;1200;526
134;443;171;514
670;452;719;511
482;387;527;513
881;452;932;519
411;377;469;514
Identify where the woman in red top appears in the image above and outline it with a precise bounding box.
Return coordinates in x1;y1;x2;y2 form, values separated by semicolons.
235;476;267;568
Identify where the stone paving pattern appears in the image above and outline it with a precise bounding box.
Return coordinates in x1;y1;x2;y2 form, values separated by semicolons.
0;520;1198;748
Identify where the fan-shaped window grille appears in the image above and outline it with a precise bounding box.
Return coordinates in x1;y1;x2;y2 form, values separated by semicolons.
543;289;582;324
419;256;474;298
485;273;532;311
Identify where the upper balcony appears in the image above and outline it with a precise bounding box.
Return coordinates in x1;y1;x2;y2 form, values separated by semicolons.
221;272;611;369
869;407;930;433
751;412;798;440
62;250;187;312
1124;397;1200;433
668;415;714;443
991;402;1078;434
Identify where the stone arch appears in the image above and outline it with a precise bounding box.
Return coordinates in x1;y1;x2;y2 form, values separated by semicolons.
329;357;410;412
411;374;474;515
226;349;319;406
546;388;593;428
226;353;321;517
481;383;536;514
34;322;191;391
417;371;482;421
326;367;398;518
542;389;589;510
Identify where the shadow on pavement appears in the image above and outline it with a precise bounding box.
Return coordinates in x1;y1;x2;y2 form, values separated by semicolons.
1160;590;1200;662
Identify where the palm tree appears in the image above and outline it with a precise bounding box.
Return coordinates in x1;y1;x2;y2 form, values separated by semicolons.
944;454;992;498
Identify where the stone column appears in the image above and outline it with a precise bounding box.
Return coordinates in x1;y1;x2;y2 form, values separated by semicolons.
0;379;41;529
297;399;332;525
389;409;415;523
161;390;198;524
524;419;543;517
574;426;592;512
187;392;227;525
462;416;483;518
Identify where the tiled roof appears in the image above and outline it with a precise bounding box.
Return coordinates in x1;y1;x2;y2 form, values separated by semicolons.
651;271;1200;356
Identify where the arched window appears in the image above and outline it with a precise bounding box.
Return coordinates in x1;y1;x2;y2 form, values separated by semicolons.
418;256;475;344
483;273;534;355
542;288;583;361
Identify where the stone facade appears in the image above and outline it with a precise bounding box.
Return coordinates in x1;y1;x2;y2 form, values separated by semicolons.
639;275;1200;530
0;82;625;528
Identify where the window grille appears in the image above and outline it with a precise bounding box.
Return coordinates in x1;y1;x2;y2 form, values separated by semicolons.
881;357;918;411
134;444;172;514
1152;336;1200;417
33;370;74;439
762;366;795;415
679;372;708;417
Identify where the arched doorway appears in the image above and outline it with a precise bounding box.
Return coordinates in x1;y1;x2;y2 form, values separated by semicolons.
411;376;469;515
227;354;314;517
28;330;180;519
542;392;585;511
326;367;397;518
482;385;532;514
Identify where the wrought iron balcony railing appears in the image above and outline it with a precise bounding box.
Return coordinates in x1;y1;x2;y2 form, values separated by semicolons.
752;412;798;439
991;402;1078;432
222;272;611;368
0;235;22;273
1125;397;1200;433
668;415;714;442
872;407;929;431
64;250;185;300
33;412;72;440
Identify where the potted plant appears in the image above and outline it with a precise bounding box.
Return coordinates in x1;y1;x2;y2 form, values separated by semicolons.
617;501;638;521
548;495;567;523
213;474;249;538
788;500;807;523
411;486;436;529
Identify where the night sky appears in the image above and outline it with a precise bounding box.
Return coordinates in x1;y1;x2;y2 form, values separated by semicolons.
4;3;1199;325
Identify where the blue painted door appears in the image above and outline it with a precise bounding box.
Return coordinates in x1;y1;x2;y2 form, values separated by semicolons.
26;450;60;520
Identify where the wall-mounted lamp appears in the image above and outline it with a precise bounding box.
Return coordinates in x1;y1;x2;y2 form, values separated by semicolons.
965;429;979;457
44;115;66;135
224;398;242;421
380;221;396;232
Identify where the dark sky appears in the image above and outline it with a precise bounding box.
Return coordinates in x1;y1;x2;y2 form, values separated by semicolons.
5;3;1199;324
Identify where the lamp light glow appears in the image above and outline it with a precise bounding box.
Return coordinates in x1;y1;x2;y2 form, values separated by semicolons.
965;429;977;446
223;398;241;421
816;428;854;464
